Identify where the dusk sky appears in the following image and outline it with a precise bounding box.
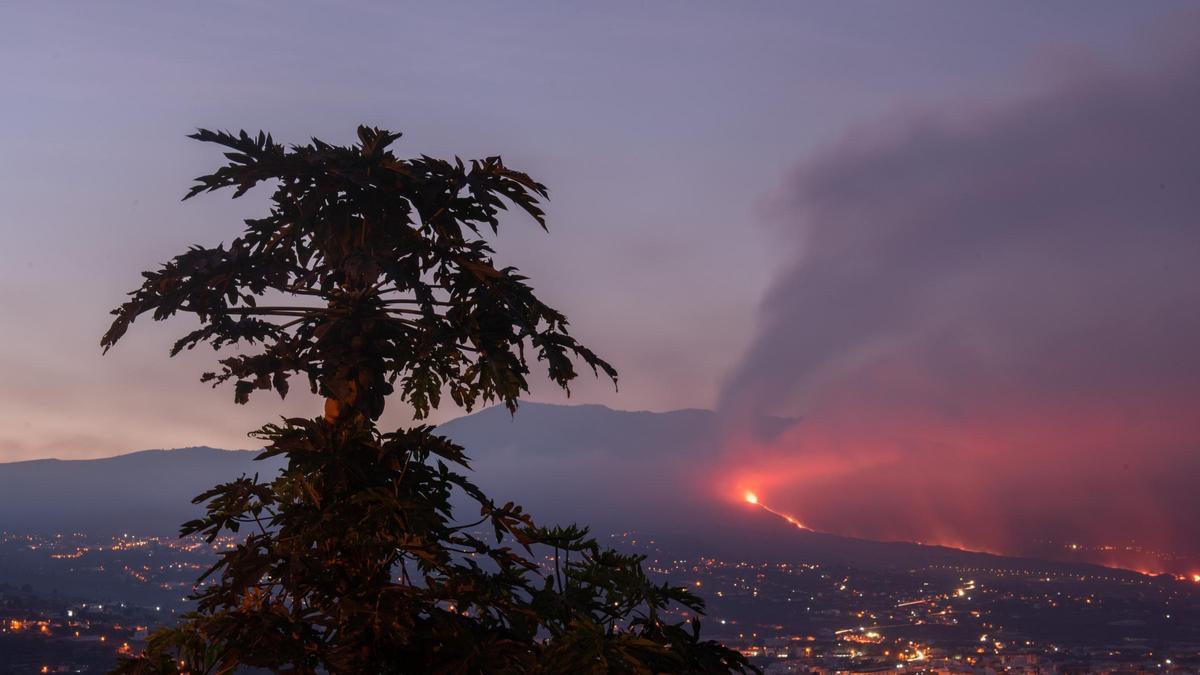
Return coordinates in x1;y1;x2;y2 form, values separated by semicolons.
0;1;1192;460
3;2;1200;568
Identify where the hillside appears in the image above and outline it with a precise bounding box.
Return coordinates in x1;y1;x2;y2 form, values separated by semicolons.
0;403;1142;580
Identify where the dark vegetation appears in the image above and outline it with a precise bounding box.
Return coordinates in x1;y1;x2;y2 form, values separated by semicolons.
101;127;752;673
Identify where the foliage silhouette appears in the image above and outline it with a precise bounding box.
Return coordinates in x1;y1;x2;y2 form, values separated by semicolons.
103;127;754;674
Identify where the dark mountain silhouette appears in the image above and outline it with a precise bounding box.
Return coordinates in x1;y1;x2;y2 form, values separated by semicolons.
0;447;281;536
0;403;1141;578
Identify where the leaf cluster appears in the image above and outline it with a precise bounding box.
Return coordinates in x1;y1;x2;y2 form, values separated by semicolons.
102;127;615;419
115;422;752;674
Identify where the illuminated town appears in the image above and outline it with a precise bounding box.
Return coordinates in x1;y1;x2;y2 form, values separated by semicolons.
0;531;231;672
611;532;1200;674
3;529;1198;673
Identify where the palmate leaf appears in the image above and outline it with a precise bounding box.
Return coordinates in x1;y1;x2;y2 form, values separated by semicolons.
106;127;754;674
103;125;617;421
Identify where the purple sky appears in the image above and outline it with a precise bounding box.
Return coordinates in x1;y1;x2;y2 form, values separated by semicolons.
1;2;1196;461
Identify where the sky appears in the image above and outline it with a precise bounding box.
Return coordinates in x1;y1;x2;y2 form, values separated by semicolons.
1;2;1199;568
2;1;1194;461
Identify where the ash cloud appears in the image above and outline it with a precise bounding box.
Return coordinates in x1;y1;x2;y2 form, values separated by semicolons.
717;38;1200;569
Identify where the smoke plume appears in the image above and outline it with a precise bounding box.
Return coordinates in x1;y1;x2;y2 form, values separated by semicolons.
716;36;1200;572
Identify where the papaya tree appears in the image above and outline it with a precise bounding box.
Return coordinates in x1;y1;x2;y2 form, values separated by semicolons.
102;127;753;674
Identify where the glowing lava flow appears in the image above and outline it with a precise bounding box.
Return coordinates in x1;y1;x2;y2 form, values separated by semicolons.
743;491;811;531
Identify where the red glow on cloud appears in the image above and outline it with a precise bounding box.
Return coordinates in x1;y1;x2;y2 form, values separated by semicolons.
708;35;1200;573
711;379;1200;572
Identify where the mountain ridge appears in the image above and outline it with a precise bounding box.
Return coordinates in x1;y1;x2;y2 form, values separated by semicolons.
0;403;1151;579
0;445;261;467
